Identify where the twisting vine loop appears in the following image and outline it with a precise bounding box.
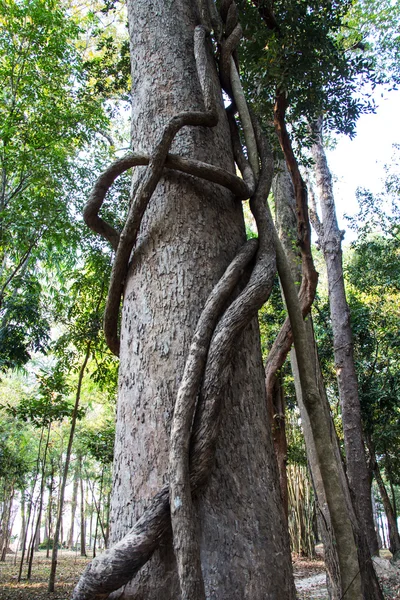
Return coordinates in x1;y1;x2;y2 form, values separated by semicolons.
73;3;279;599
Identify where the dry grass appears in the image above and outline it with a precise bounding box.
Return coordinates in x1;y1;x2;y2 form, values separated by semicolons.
0;549;398;599
0;551;90;600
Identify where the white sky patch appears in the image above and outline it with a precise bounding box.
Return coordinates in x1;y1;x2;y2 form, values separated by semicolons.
326;87;400;237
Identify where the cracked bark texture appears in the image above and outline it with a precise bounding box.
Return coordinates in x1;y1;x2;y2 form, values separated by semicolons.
109;1;294;598
310;118;379;557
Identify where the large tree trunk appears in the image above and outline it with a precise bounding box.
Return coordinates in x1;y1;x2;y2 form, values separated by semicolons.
310;117;379;557
107;1;294;598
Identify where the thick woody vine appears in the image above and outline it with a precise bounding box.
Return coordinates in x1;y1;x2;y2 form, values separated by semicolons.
72;2;313;599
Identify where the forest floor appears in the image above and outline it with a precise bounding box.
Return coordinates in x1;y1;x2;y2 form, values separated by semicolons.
0;549;399;599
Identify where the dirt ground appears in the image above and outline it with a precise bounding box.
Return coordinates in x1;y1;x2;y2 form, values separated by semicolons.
0;550;398;599
0;551;88;600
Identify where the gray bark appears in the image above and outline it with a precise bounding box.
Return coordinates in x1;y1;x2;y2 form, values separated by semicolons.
310;118;379;557
108;1;294;598
273;161;341;597
291;345;341;599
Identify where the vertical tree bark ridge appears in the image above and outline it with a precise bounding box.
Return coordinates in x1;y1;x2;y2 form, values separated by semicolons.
310;117;379;557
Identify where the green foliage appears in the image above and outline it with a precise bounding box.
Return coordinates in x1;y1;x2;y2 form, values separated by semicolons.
0;423;30;485
237;0;375;142
341;0;400;86
84;35;131;102
81;419;115;465
52;248;119;396
0;0;109;371
1;366;85;427
259;275;286;360
0;273;50;370
38;538;60;550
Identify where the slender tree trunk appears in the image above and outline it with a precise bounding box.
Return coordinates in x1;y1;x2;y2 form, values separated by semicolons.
310;117;379;557
67;463;78;549
80;466;86;557
19;492;26;552
385;457;398;523
93;509;98;559
0;487;9;560
272;158;383;599
48;341;91;591
88;484;92;549
26;498;38;564
266;373;289;519
100;2;295;598
27;422;51;578
92;470;104;558
18;426;45;581
375;467;400;556
46;462;54;558
367;440;400;557
0;484;14;561
273;160;341;597
287;463;315;557
291;344;342;599
371;490;383;549
104;489;110;549
14;491;26;565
